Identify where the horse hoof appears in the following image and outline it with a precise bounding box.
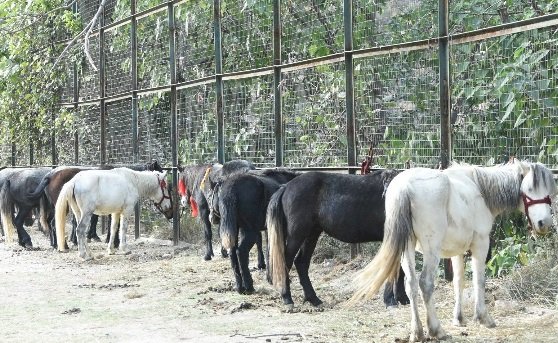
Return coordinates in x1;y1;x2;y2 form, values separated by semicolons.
89;236;102;242
203;255;212;261
304;297;323;307
243;287;255;295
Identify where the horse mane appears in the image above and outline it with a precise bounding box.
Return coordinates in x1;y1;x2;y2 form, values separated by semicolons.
530;162;557;195
471;164;523;213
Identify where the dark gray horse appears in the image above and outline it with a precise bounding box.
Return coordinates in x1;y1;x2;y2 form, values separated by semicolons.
209;168;300;294
178;160;255;260
266;170;409;308
0;167;52;248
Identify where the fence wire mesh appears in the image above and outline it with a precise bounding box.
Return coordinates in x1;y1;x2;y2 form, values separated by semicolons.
105;25;132;97
355;48;440;168
353;0;437;49
138;93;172;165
55;108;77;165
177;85;217;165
283;62;347;167
137;12;170;90
106;98;134;165
222;0;273;72
175;2;215;82
281;0;344;63
223;75;275;167
76;104;101;165
77;35;100;101
452;27;558;166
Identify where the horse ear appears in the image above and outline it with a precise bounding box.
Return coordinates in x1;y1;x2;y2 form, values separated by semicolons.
516;160;531;176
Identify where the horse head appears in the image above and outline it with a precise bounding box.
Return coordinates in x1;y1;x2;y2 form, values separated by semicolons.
516;160;557;236
153;171;173;220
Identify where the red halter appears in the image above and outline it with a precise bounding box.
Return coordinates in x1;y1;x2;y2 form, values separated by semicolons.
521;192;552;229
154;176;172;213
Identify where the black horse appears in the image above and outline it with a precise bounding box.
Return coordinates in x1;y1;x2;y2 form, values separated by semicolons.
266;170;409;308
208;168;300;294
0;167;52;248
24;161;164;248
178;160;255;261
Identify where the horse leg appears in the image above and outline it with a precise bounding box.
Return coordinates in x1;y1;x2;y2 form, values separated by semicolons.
14;208;33;248
201;210;214;261
401;244;425;342
451;254;466;326
293;232;322;306
237;229;257;294
218;224;229;259
104;216;119;248
107;215;121;255
383;267;410;307
229;245;244;293
256;231;266;270
470;238;495;328
76;214;93;260
87;214;101;242
420;250;446;340
70;215;78;245
118;214;129;253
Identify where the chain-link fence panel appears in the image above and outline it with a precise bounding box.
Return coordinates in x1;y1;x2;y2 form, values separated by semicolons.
283;62;347;167
138;92;172;166
60;62;75;104
137;11;170;90
355;48;440;168
106;98;134;165
450;1;558;34
222;0;273;72
353;0;437;50
104;0;130;25
105;24;132;97
77;34;100;101
281;0;344;63
0;144;11;166
223;75;275;167
451;27;558;168
175;2;215;83
76;104;101;165
78;0;101;26
55;108;77;166
177;85;217;165
137;0;167;13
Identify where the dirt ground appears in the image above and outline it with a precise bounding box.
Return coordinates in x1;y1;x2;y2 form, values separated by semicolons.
1;227;558;343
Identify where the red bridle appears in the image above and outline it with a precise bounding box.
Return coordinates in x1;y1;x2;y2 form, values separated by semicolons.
154;176;172;213
521;192;552;229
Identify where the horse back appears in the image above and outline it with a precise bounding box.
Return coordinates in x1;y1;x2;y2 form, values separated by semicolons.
281;171;395;243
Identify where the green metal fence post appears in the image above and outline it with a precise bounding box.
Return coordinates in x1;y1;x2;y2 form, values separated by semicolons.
131;0;141;239
439;0;453;281
214;0;225;164
99;4;106;167
169;2;180;244
273;0;283;167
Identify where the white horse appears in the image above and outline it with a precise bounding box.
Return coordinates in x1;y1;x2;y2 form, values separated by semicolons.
55;168;173;260
350;159;557;342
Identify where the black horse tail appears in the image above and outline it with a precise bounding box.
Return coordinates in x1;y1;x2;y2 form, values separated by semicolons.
24;176;50;202
55;180;75;252
219;189;238;250
349;184;413;305
266;185;288;293
0;180;16;243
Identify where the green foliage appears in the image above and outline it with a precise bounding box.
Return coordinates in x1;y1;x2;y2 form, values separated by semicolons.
0;0;80;151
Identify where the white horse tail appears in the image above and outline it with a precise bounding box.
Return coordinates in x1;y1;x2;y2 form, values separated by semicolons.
266;186;288;293
55;181;75;252
349;186;413;305
0;180;16;243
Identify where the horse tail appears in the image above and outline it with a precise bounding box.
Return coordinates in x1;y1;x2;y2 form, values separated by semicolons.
24;176;50;202
219;189;238;250
348;186;413;305
38;195;50;236
266;185;288;293
55;181;75;252
0;180;16;243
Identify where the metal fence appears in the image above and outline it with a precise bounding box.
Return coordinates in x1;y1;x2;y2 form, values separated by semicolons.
1;0;557;242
